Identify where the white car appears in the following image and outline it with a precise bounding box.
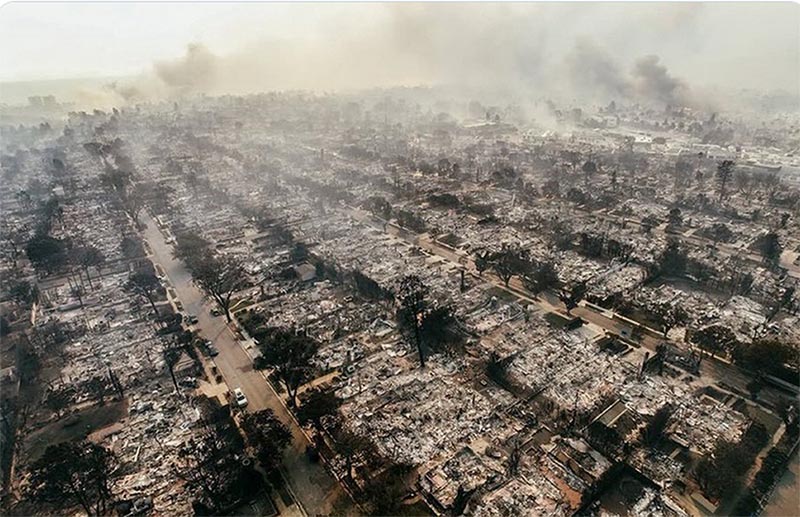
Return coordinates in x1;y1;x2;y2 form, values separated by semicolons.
233;388;248;408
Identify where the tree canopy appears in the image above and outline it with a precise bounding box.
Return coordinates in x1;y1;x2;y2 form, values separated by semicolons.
559;281;587;315
254;328;319;407
658;238;687;277
756;232;782;267
733;339;796;377
241;409;291;475
692;324;737;359
489;243;531;287
174;231;248;321
297;388;342;432
523;259;560;295
26;234;67;272
28;441;116;516
191;255;248;322
125;268;162;314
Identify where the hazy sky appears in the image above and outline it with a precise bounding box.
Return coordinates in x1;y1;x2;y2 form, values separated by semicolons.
0;2;797;98
0;2;334;80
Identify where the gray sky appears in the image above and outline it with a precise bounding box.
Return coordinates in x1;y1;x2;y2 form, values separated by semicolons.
0;2;797;97
0;2;329;80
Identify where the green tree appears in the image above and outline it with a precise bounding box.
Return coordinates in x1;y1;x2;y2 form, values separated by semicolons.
1;223;29;267
692;324;737;359
38;196;63;233
640;215;659;234
362;461;414;515
0;316;9;337
586;421;622;457
241;409;291;475
297;388;341;433
706;223;733;245
174;432;250;512
45;388;71;418
658;238;687;277
255;328;319;407
174;230;213;265
99;168;132;197
582;160;598;187
486;352;513;392
452;486;478;515
757;232;782;267
31;318;72;352
490;243;530;287
523;260;560;295
652;302;688;337
693;430;764;502
364;195;392;221
72;245;105;289
26;234;66;272
28;441;116;516
541;178;560;198
352;270;392;302
290;242;309;263
547;219;574;250
85;376;108;405
733;339;795;378
334;428;376;485
419;305;464;356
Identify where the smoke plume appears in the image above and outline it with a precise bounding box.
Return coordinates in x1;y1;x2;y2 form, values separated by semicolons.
566;40;631;102
154;43;217;94
632;55;690;107
67;3;796;113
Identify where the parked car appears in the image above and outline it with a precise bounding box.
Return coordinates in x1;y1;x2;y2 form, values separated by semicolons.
207;344;219;357
186;314;199;324
233;388;248;408
211;308;221;316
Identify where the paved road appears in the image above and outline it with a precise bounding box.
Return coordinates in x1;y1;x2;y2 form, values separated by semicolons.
141;212;347;516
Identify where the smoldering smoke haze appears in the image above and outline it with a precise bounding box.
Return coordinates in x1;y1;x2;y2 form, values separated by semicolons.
566;41;692;107
154;43;217;93
82;3;798;111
